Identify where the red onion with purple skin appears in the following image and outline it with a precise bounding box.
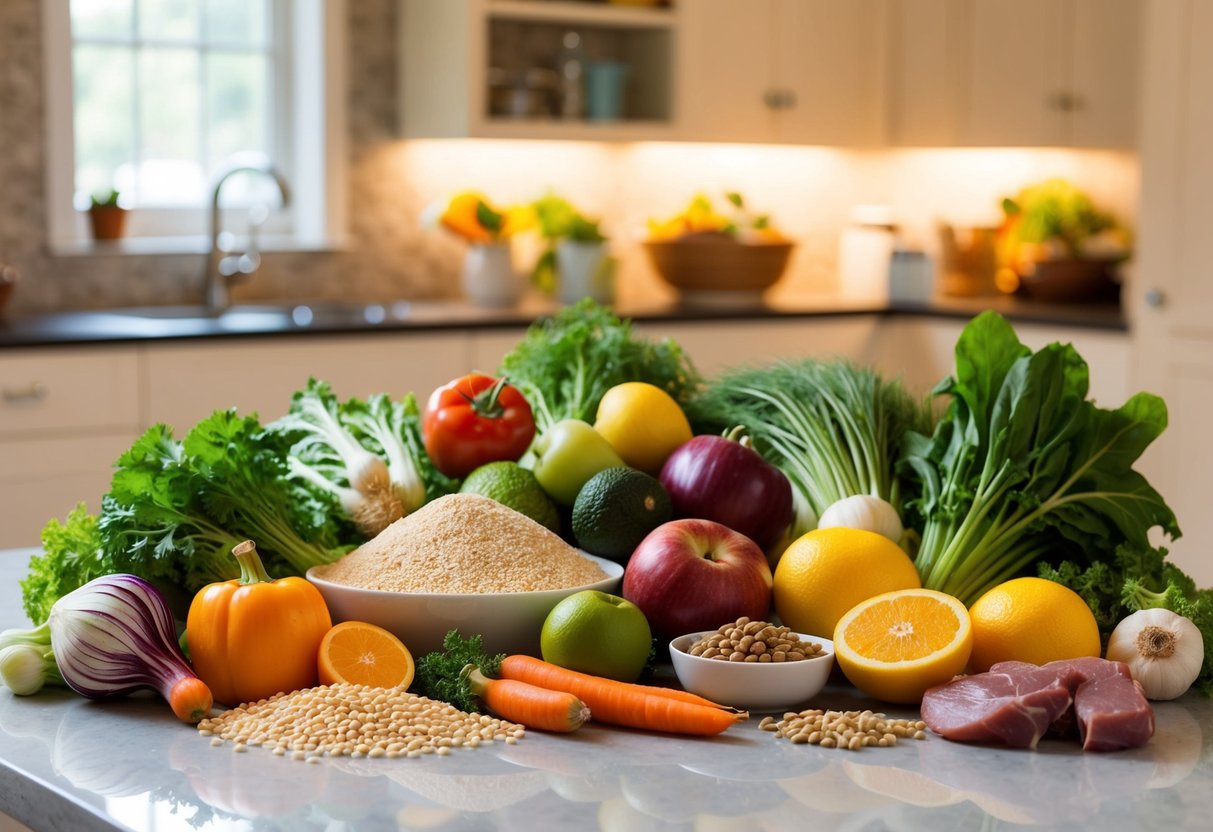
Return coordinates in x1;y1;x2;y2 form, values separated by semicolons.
658;427;794;550
48;574;213;723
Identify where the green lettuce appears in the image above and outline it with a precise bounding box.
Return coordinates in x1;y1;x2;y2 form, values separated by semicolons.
22;410;348;625
498;299;699;434
903;311;1180;605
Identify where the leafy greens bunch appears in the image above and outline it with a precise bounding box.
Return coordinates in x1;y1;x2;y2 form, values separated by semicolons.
268;379;454;539
687;359;931;537
498;299;700;434
23;409;350;625
1039;546;1213;695
902;311;1180;606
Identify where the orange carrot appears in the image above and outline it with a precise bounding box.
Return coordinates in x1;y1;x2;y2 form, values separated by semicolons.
168;676;214;724
498;655;747;736
501;655;733;709
462;665;589;733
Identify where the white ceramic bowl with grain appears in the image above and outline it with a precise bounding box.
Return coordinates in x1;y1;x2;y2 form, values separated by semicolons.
669;631;835;712
306;553;623;658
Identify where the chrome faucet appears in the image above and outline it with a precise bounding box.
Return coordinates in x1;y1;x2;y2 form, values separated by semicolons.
204;157;291;312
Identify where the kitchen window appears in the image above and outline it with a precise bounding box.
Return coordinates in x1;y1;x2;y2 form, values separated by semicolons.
43;0;345;253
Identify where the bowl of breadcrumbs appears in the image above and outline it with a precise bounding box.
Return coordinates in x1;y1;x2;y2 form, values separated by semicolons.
308;493;623;657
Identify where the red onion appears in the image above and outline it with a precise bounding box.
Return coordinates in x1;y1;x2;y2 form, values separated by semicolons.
48;574;213;723
658;427;794;550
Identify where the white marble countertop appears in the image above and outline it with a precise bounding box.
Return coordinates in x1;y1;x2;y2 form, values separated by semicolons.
2;549;1210;832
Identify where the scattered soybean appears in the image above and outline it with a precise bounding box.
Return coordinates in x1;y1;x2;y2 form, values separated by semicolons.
760;709;927;749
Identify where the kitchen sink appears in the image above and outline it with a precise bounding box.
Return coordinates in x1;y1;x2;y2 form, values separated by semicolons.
90;301;411;334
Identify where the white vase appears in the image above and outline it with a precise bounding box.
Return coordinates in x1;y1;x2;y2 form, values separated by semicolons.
556;240;615;305
463;243;522;307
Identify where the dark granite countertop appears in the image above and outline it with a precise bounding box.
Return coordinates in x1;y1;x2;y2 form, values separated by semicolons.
0;293;1127;351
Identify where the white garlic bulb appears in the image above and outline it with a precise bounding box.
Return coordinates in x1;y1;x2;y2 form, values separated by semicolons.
1105;608;1204;701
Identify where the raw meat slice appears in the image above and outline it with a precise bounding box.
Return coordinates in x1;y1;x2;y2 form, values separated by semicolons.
1075;674;1155;752
923;657;1154;752
1040;657;1132;683
992;658;1133;739
920;664;1075;749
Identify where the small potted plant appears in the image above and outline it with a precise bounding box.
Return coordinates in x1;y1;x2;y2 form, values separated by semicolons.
425;191;531;307
88;189;128;241
532;193;612;305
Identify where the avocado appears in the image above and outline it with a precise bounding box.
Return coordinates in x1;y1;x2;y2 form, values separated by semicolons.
572;466;672;564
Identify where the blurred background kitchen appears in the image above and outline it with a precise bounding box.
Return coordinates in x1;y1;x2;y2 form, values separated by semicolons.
1;0;1141;310
0;0;1210;582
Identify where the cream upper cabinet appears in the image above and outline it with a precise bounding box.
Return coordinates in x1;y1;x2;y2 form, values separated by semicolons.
400;0;681;141
1133;0;1213;587
675;0;888;146
889;0;1141;148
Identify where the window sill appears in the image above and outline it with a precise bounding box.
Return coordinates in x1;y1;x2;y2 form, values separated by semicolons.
47;234;351;258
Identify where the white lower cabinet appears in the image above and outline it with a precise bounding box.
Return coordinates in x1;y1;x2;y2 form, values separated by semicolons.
867;318;1132;407
0;333;472;550
638;317;882;377
0;346;142;550
143;333;473;431
0;432;138;549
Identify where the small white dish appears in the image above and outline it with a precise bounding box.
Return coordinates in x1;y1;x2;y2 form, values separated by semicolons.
307;553;622;658
669;631;835;712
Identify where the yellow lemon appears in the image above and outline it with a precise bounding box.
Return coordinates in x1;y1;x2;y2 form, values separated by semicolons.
773;527;921;638
833;588;972;704
593;382;692;474
967;576;1101;673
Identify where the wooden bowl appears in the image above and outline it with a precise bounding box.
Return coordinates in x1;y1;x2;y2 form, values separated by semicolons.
643;234;795;297
1017;258;1120;303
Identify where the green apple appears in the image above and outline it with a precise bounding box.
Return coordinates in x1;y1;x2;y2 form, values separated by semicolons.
530;419;624;505
541;590;653;682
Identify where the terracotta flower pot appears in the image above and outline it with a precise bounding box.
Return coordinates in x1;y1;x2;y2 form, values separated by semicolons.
89;206;128;241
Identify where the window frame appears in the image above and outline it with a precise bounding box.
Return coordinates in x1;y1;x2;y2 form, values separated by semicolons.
43;0;347;254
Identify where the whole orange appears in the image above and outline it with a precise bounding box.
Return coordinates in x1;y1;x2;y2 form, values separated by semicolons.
773;527;921;638
967;577;1101;673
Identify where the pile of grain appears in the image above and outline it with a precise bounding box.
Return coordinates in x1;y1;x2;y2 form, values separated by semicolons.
313;493;606;593
198;683;524;760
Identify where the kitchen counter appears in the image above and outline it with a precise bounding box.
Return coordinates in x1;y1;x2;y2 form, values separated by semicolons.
0;293;1126;350
1;552;1210;832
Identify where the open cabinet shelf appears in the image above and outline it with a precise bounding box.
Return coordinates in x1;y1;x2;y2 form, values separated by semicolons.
401;0;681;140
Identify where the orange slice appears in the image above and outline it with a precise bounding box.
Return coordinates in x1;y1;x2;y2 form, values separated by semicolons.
833;588;972;704
317;621;415;689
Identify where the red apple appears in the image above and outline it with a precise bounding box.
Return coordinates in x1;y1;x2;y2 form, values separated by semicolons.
622;518;773;640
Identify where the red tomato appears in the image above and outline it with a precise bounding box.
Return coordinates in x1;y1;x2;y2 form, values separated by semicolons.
422;374;536;478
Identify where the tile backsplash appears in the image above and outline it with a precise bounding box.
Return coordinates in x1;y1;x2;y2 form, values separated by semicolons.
0;0;1139;315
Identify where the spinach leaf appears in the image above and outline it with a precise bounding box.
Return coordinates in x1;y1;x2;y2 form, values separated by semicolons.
904;311;1180;605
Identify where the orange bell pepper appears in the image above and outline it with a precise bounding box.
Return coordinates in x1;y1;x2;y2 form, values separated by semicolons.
186;540;332;706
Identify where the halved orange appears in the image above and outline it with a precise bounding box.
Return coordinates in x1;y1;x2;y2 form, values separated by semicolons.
317;621;415;689
832;588;972;704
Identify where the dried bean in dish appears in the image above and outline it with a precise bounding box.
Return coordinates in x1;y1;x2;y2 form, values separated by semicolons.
687;617;825;662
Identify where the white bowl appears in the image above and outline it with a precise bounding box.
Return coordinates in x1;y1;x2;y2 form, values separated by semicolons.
307;553;623;658
669;631;835;712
